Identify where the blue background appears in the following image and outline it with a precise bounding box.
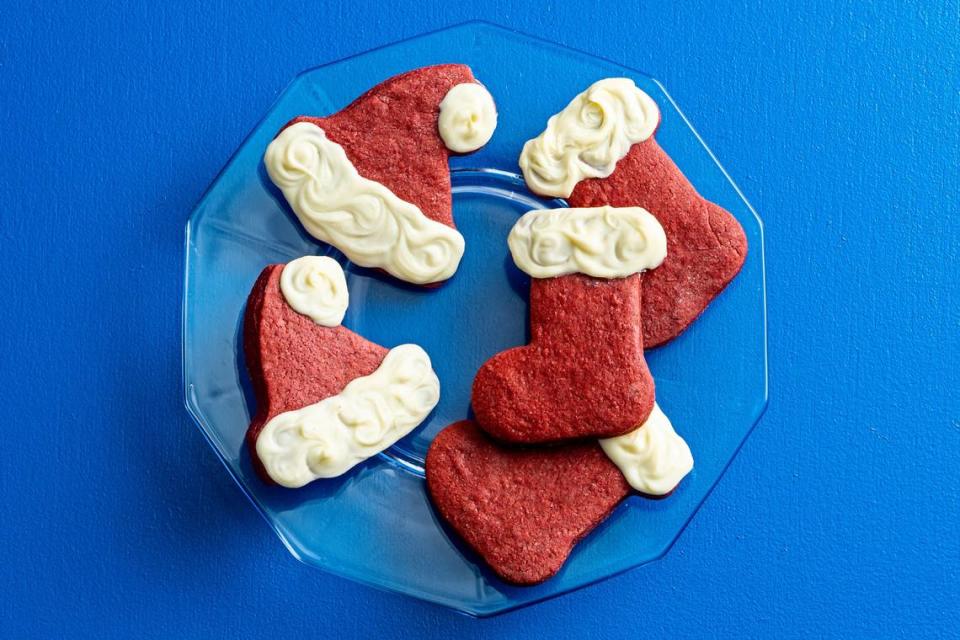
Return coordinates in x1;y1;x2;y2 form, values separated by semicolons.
1;1;957;638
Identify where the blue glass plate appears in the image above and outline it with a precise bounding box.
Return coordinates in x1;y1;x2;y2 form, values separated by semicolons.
182;21;767;616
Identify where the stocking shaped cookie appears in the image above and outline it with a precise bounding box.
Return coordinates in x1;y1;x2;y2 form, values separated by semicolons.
426;420;630;585
264;64;498;285
244;256;440;487
471;206;666;443
520;78;747;347
426;412;693;584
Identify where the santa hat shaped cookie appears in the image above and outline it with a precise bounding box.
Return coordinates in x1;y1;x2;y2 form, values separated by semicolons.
264;65;497;285
244;257;440;488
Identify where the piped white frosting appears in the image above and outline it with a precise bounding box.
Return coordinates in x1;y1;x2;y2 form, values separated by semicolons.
264;122;465;285
519;78;660;198
438;83;497;153
507;206;667;279
280;256;349;327
599;403;693;496
256;344;440;488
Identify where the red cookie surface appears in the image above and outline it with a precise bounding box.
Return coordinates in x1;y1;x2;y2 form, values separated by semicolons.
425;420;630;585
471;273;655;443
568;138;747;348
286;63;477;230
243;264;387;481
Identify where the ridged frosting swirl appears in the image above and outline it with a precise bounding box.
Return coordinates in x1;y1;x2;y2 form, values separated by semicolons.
279;256;349;327
507;206;667;279
519;77;660;198
599;403;694;496
437;83;498;153
264;122;465;285
256;344;441;488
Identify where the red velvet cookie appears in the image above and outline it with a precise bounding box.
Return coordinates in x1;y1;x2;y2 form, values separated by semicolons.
288;64;476;229
264;65;498;285
243;264;387;481
425;420;630;585
568;139;747;347
426;404;695;583
471;273;655;443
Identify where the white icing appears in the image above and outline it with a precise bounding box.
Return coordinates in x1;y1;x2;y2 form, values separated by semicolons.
438;83;497;153
599;403;693;496
518;78;660;198
507;206;667;279
280;256;349;327
264;122;465;285
256;344;440;488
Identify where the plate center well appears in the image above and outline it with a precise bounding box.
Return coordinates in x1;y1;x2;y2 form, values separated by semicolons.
338;169;563;475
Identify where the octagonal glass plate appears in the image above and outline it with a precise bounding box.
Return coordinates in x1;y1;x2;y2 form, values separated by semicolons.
182;21;768;616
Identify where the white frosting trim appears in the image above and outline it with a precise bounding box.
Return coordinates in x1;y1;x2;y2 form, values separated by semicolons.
256;344;440;488
519;78;660;198
264;122;465;285
599;403;693;496
507;206;667;279
280;256;349;327
438;83;497;153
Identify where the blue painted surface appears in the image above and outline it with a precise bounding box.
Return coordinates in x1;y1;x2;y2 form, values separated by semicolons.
1;1;957;638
